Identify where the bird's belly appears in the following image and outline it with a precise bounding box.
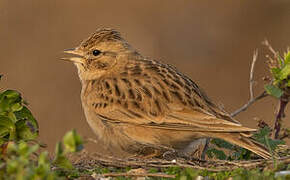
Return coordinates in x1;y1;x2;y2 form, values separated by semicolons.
116;124;208;154
81;97;207;156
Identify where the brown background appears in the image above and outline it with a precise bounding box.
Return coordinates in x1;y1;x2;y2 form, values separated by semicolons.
1;0;290;152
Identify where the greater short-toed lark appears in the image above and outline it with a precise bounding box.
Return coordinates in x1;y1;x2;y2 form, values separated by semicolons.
63;28;271;159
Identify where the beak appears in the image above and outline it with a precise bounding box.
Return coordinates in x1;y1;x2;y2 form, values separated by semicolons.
61;48;85;64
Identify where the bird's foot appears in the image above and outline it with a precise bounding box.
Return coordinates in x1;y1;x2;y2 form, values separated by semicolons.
162;150;192;160
128;149;162;160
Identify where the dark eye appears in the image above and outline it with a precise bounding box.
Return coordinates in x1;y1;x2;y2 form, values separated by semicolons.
92;49;101;56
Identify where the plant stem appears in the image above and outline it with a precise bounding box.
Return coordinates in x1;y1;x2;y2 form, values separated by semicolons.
231;91;268;117
274;95;288;139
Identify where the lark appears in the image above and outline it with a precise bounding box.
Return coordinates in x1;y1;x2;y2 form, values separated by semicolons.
62;28;271;159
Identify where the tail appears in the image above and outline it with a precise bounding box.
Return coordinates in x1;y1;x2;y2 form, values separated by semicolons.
207;132;272;159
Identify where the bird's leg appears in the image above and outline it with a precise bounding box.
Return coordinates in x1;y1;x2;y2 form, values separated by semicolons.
201;138;210;160
162;149;178;160
142;149;162;159
128;146;164;159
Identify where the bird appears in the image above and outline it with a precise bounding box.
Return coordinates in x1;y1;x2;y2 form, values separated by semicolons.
62;28;271;159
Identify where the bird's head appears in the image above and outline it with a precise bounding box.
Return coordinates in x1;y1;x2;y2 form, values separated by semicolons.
62;28;138;80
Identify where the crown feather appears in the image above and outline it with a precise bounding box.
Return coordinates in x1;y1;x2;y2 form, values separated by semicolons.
81;28;123;48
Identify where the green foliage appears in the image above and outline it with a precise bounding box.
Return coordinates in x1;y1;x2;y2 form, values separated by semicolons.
53;142;73;170
265;50;290;98
0;130;84;179
0;77;86;179
265;84;283;99
53;130;84;170
207;147;227;160
0;89;38;146
62;129;83;153
207;127;285;160
0;141;59;180
253;127;285;151
90;166;290;180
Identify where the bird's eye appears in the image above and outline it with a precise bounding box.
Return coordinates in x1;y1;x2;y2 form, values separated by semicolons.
92;49;101;56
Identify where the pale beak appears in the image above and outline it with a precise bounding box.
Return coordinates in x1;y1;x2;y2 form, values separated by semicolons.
61;48;85;64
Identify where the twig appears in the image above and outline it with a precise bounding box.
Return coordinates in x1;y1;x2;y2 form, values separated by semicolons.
231;51;268;117
71;151;290;172
274;95;289;139
262;40;289;139
279;131;290;140
101;172;175;178
262;40;279;58
70;150;290;172
231;91;268;117
249;50;258;99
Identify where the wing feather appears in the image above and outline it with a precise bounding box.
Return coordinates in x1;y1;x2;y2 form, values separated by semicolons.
85;59;255;133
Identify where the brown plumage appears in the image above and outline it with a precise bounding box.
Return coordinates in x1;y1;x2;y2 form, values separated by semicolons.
62;28;271;159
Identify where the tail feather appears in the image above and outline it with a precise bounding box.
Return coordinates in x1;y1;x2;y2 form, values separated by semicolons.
207;132;272;159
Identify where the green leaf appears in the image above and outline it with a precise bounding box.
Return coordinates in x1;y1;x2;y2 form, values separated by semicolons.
14;107;39;135
11;103;23;112
279;63;290;80
7;142;17;153
36;151;52;177
54;142;64;157
62;129;83;153
12;106;39;141
253;127;284;150
0;90;22;114
7;111;17;122
232;148;252;160
38;151;49;166
284;51;290;64
0;138;5;146
264;84;283;98
253;126;271;139
206;148;227;160
0;115;16;140
271;68;281;79
6;159;19;174
278;55;284;67
15;119;38;140
18;141;39;157
267;138;284;151
53;142;73;170
211;138;234;150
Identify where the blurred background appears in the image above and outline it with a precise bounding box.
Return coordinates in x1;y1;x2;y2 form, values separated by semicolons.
1;0;290;152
